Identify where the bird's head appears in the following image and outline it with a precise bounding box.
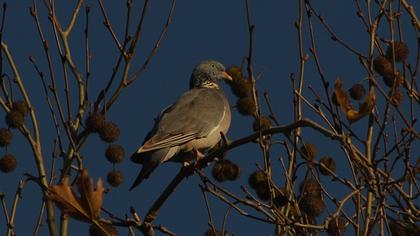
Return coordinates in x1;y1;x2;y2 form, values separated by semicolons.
190;60;233;89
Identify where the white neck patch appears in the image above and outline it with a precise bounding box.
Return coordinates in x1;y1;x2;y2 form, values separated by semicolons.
200;81;219;89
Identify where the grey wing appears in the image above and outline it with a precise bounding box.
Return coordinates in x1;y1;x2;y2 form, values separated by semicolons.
139;88;227;152
131;106;172;164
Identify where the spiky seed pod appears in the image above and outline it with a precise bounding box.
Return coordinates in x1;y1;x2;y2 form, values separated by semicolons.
6;110;25;128
319;156;337;176
405;222;420;235
252;116;272;131
230;77;252;98
383;73;404;88
386;41;409;62
373;56;393;77
255;182;270;201
212;160;226;182
105;144;125;164
0;154;17;173
389;220;420;235
85;112;105;132
391;90;403;106
300;143;318;162
299;179;322;197
327;217;346;236
349;83;366;100
300;195;326;217
89;222;118;236
107;170;124;187
223;161;240;181
248;170;266;189
236;96;256;116
0;128;12;146
12;100;29;116
99;122;120;143
389;220;406;236
414;166;420;175
204;228;223;236
226;65;242;80
273;188;288;207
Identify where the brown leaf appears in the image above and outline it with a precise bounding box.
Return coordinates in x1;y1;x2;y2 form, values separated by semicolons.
347;89;375;123
334;79;375;123
49;169;104;222
334;79;353;113
89;222;119;236
76;169;104;220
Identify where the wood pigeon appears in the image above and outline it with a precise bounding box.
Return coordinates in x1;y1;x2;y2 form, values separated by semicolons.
130;60;232;190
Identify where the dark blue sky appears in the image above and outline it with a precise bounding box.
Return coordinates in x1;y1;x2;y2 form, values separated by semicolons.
0;1;418;235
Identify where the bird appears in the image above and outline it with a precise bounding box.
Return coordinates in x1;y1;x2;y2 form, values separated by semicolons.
130;60;232;190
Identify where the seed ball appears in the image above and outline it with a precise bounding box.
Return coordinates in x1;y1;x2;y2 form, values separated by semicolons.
374;56;393;77
389;220;406;236
391;90;403;106
212;161;226;182
0;128;12;146
226;65;242;80
236;96;256;116
204;228;223;236
89;222;118;236
223;161;240;181
0;154;17;173
327;217;346;236
105;144;125;164
273;189;288;207
349;83;366;101
405;222;420;235
86;112;105;132
12;100;29;116
6;110;25;128
386;41;409;62
253;116;272;131
299;179;322;197
383;72;404;88
230;78;252;98
255;182;270;201
107;170;124;187
248;171;266;189
99;122;120;143
319;156;337;176
300;143;318;162
300;195;326;217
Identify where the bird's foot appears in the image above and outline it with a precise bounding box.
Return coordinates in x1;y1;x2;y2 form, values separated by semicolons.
193;148;205;160
219;131;231;148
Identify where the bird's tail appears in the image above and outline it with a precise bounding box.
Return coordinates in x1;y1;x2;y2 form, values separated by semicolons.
129;162;159;191
129;147;177;191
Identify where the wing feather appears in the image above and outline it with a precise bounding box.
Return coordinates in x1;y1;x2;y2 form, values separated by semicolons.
137;88;227;153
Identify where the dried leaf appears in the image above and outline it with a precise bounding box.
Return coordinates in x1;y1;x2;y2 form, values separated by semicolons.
76;169;104;220
334;79;375;123
334;79;353;113
90;222;119;236
347;89;375;123
49;169;104;222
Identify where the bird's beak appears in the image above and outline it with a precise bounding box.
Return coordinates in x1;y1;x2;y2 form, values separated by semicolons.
222;71;233;81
